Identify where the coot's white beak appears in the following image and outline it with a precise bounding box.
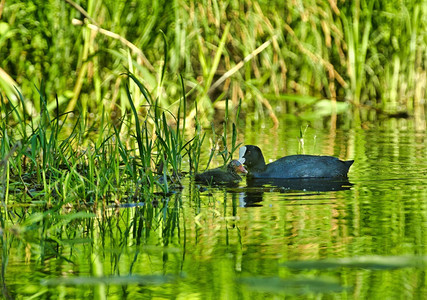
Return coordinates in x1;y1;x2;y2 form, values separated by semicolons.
238;146;246;164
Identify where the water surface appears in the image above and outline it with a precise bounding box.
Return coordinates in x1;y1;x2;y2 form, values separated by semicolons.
2;119;427;299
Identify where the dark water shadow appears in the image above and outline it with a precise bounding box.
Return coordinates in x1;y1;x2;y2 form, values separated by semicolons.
246;178;353;192
236;178;353;207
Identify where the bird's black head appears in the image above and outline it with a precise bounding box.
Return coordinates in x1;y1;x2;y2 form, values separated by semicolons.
238;145;266;170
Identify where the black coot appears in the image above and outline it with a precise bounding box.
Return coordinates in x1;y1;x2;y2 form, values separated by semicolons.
238;145;353;179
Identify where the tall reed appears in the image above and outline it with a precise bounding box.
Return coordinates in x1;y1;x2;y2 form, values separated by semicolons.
1;0;424;126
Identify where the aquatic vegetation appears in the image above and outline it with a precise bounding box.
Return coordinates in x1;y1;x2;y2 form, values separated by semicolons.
0;74;242;203
0;72;245;297
1;0;425;126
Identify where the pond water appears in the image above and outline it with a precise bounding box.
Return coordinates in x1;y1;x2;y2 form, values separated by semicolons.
2;117;427;299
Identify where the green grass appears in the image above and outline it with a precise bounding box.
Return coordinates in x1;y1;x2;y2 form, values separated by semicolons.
1;0;425;127
0;69;243;203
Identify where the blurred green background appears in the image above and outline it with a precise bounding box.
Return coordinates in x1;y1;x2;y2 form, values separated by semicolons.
1;0;426;126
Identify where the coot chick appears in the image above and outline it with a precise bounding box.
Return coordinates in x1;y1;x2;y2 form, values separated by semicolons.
238;145;353;179
195;160;248;185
